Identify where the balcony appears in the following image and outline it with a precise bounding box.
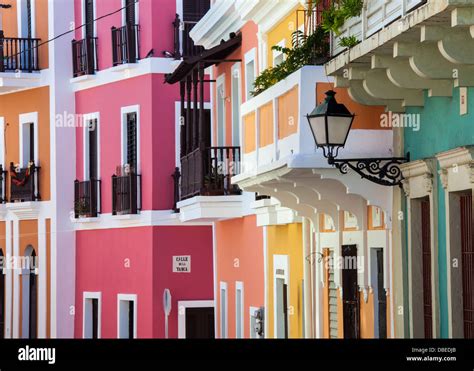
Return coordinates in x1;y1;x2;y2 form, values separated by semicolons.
111;24;140;66
71;37;98;78
173;14;203;60
74;179;101;218
331;0;427;56
112;172;142;216
9;163;40;203
173;146;245;222
0;31;42;93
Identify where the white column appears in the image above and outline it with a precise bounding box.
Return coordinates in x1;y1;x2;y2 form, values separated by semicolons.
38;217;47;338
5;219;12;338
12;219;19;338
302;218;312;338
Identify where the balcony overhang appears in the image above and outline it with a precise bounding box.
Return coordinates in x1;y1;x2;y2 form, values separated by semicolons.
234;162;393;229
176;195;248;222
0;71;43;94
325;0;474;112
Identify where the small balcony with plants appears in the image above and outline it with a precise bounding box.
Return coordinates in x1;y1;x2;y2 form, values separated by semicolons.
8;162;40;203
71;36;98;78
74;179;101;219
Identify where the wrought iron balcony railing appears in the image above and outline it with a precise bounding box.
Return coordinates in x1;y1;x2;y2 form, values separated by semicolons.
74;179;101;218
72;37;98;77
173;14;203;60
9;163;40;202
111;24;140;66
174;146;241;207
0;31;40;72
112;173;142;215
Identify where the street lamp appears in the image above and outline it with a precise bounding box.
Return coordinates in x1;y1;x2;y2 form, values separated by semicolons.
307;90;409;187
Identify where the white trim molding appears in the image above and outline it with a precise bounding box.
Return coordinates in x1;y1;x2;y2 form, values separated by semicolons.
117;293;138;339
400;158;440;338
82;291;102;339
436;146;474;338
235;281;244;338
177;300;214;339
219;281;228;339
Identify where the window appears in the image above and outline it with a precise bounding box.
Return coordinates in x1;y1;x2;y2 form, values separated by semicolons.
231;63;241;147
244;49;257;101
121;106;140;174
235;281;244;338
219;282;228;339
18;0;33;38
273;255;289;339
182;0;210;22
19;113;38;167
83;292;101;339
117;294;137;339
272;39;285;67
83;114;99;180
216;76;225;147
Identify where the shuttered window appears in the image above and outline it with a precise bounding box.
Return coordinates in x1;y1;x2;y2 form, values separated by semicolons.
126;113;137;173
183;0;210;22
125;0;136;25
88;119;98;180
85;0;94;38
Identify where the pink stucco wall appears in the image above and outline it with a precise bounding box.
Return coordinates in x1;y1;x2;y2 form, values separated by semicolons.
74;0;177;71
75;74;182;212
75;225;213;338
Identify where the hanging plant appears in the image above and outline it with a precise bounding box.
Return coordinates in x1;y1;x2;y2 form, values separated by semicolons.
321;0;364;36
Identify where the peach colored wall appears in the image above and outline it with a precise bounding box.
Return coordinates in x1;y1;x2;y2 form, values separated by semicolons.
213;21;259;147
243;113;256;154
215;215;264;338
360;291;375;338
316;83;387;130
0;87;51;201
0;0;17;37
259;102;273;148
278;86;299;139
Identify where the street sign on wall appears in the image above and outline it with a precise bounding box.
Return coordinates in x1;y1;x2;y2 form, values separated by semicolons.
172;255;191;273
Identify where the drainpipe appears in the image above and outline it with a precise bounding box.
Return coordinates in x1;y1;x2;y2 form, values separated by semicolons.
303;218;313;338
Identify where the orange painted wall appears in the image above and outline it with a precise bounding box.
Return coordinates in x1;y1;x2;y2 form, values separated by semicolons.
278;86;299;139
360;291;375;338
213;21;259;146
215;215;264;338
0;0;49;69
46;218;51;338
0;86;51;201
316;83;387;130
243;113;256;154
259;102;273;148
0;221;5;254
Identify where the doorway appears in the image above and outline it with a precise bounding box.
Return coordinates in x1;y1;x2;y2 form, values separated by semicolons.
371;248;387;338
178;300;214;339
342;245;359;339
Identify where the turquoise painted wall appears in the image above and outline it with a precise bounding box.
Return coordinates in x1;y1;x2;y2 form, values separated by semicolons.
405;88;474;338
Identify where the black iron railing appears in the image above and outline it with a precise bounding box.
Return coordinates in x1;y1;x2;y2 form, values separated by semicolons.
74;179;101;218
173;14;203;60
112;173;141;215
0;31;41;72
111;24;139;66
9;163;40;202
0;165;6;203
72;37;98;77
174;146;241;207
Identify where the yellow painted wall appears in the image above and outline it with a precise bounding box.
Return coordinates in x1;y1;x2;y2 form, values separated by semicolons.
266;223;304;338
266;6;303;69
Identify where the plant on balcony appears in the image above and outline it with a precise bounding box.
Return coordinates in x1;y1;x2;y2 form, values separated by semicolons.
339;35;359;48
251;26;329;97
74;199;92;218
320;0;364;36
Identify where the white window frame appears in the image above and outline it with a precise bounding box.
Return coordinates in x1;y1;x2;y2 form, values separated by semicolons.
272;39;286;67
177;300;214;339
120;105;141;174
19;112;38;167
82;112;100;181
17;0;36;38
244;48;257;101
219;281;228;339
231;62;242;147
273;254;289;339
81;0;97;38
235;281;244;339
83;291;101;339
121;0;140;26
216;75;226;147
0;117;5;168
117;293;137;339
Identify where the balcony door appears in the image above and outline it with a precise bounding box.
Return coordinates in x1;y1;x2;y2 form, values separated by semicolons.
84;0;94;39
125;0;136;25
21;122;35;167
460;193;473;338
22;246;37;339
183;0;210;22
86;119;98;181
124;112;137;173
18;0;33;38
342;245;359;339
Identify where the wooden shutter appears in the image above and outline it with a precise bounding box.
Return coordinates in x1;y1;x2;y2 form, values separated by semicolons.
125;0;136;25
183;0;210;22
126;113;137;173
461;193;473;338
421;198;433;339
85;0;94;38
88;119;98;180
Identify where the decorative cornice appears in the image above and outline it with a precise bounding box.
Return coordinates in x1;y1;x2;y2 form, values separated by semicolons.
438;168;448;189
6;202;41;220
